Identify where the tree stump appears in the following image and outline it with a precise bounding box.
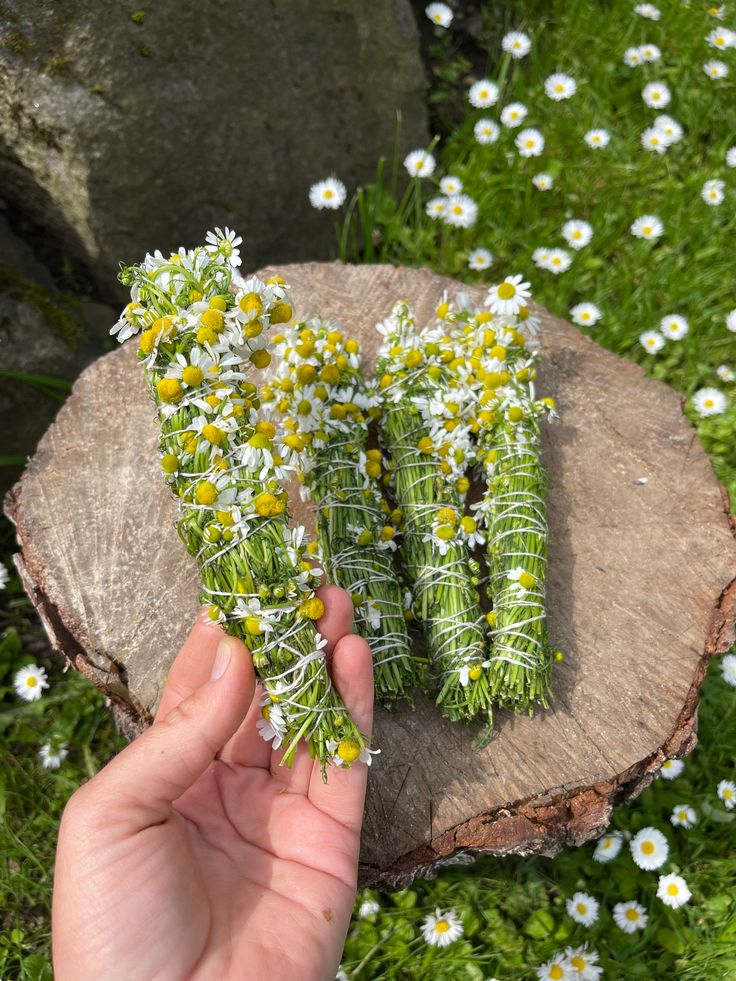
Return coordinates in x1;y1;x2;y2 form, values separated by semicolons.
5;262;736;890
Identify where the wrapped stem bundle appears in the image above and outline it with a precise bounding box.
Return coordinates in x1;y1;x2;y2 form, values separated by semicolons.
263;316;422;705
112;231;367;772
376;302;491;724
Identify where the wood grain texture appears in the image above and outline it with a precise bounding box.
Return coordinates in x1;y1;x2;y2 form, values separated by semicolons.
6;262;736;888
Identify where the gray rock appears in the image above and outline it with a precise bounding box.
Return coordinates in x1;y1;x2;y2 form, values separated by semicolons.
0;0;428;295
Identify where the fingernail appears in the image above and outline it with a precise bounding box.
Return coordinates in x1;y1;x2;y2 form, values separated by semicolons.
211;638;233;680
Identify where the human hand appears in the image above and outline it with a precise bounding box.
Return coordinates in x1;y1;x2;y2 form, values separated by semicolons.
52;585;373;981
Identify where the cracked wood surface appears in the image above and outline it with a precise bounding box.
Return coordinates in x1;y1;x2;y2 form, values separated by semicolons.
5;262;736;888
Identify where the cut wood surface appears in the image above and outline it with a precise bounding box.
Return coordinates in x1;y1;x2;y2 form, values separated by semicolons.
5;262;736;889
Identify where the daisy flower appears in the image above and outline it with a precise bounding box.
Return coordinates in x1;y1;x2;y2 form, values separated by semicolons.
660;315;688;340
425;2;453;28
546;248;572;274
562;219;593;250
727;146;736;167
474;118;500;144
640;42;662;62
469;79;499;108
565;945;603;980
13;663;50;702
532;172;554;190
426;197;448;220
566;892;599;927
717;779;736;809
358;898;380;917
486;275;532;316
624;47;643;67
39;742;69;770
584;128;610;149
502;30;532;58
545;72;577;101
717;364;734;382
692;387;726;416
702;179;725;205
501;102;528;127
570;302;602;327
404;149;436;178
635;3;660;19
655;115;683;142
443;193;478;228
671;804;697;828
631;215;663;240
640;330;665;354
420;907;464;947
516;127;545;157
704;60;729;78
721;653;736;686
468;248;493;270
659;760;685;780
439;174;463;195
613;900;648;933
630;826;669;869
642;81;670;108
593;832;622;862
657;873;691;909
204;226;242;267
532;247;551;268
537;954;573;980
706;26;736;49
308;177;347;210
728;310;736;332
641;126;671;154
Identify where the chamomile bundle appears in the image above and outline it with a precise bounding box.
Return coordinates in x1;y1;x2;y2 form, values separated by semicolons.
262;315;422;705
112;231;368;772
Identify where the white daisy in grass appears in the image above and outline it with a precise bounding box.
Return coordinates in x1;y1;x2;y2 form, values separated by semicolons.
642;81;670;107
537;954;573;980
425;2;453;28
630;826;669;869
358;897;380;917
39;742;68;770
469;79;499;108
693;387;726;416
640;42;662;62
502;30;532;58
624;47;643;67
641;126;671;154
420;907;464;947
566;892;599;927
584;128;610;149
562;219;593;250
631;215;663;240
640;330;665;354
533;172;554;190
308;177;347;210
565;944;602;980
474;118;500;144
718;779;736;809
14;664;49;702
659;760;685;780
545;72;577;101
704;59;729;78
657;873;691;909
404;149;436;178
205;226;242;267
546;248;572;274
728;310;736;332
613;899;648;933
256;701;287;749
706;26;736;48
727;146;736;167
570;302;602;327
501;102;528;127
516;127;545;157
593;831;622;862
671;804;697;828
486;275;531;316
717;364;734;382
660;315;689;340
532;247;552;268
635;3;660;19
426;197;448;220
709;5;726;18
440;174;463;195
468;248;493;270
655;115;683;142
443;193;478;228
702;179;725;205
721;653;736;686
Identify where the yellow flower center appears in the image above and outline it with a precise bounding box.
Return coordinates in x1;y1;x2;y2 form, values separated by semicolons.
161;453;179;474
571;956;585;970
324;189;334;198
270;302;293;324
434;920;450;933
182;365;204;387
625;908;639;921
667;883;679;896
27;676;38;687
519;571;536;589
202;424;224;445
550;967;564;980
157;378;183;403
299;596;325;620
196;481;218;506
468;665;483;681
337;738;361;763
200;309;224;331
576;903;587;915
250;349;271;369
239;292;263;317
253;492;284;517
641;841;655;855
555;83;564;92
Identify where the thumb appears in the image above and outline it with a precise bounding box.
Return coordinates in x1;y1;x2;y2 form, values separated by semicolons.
80;635;255;830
